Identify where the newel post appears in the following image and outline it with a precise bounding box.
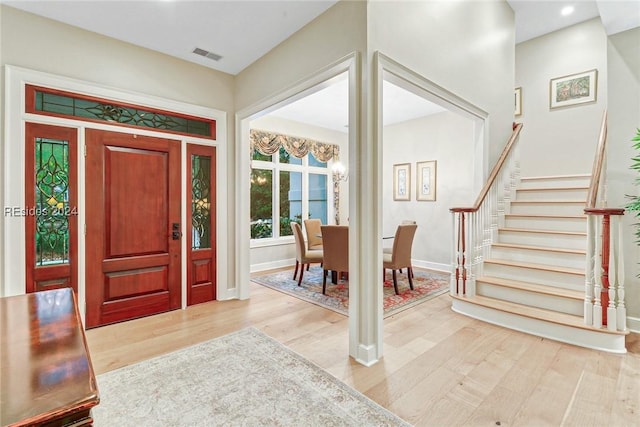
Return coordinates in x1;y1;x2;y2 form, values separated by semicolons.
584;208;625;328
451;208;474;296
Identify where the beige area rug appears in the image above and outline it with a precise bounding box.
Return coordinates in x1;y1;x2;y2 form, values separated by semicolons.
93;327;410;426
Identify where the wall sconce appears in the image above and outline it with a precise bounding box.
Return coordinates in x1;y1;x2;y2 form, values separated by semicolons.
332;160;348;182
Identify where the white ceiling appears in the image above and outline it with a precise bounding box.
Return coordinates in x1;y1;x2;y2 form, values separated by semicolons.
3;0;638;133
509;0;640;44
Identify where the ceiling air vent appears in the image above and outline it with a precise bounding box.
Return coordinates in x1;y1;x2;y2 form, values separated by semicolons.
193;47;222;61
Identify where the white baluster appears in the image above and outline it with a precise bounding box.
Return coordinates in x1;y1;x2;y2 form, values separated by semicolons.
592;217;602;328
615;216;627;331
584;215;595;326
450;213;457;295
468;211;477;296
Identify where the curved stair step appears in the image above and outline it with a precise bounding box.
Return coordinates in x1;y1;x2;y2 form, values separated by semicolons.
484;259;584;276
451;294;627;336
491;242;585;255
477;276;583;300
499;227;586;236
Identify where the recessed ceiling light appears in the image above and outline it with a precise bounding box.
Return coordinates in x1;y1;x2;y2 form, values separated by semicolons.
561;6;575;16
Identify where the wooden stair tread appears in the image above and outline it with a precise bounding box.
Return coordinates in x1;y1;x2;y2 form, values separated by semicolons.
511;199;586;204
521;174;591;180
517;186;589;191
505;214;586;219
451;294;627;335
491;242;586;255
477;275;583;299
484;258;584;276
499;227;586;236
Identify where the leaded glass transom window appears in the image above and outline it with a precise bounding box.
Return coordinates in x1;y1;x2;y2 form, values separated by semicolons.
35;138;71;265
191;155;211;249
29;85;215;139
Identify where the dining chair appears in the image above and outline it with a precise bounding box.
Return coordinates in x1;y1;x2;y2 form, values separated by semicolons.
383;223;418;295
383;220;416;277
303;218;323;250
320;225;349;295
291;222;323;286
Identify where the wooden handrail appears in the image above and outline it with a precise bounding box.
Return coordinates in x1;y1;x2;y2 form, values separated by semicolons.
450;123;523;212
586;111;608;208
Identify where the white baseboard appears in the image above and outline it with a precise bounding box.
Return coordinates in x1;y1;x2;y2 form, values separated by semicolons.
627;316;640;333
250;258;295;273
412;260;451;273
251;259;450;274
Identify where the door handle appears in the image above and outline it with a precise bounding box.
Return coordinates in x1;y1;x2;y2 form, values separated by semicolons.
172;223;181;240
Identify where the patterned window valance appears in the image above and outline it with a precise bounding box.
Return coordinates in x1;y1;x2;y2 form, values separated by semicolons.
250;129;339;162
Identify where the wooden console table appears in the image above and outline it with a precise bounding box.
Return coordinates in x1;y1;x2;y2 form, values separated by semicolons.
0;288;99;426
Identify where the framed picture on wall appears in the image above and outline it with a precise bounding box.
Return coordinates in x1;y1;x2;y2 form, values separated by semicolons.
393;163;411;201
550;69;597;109
514;87;522;116
416;160;437;201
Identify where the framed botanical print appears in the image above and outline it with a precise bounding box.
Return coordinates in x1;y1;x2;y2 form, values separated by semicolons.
393;163;411;201
416;160;436;201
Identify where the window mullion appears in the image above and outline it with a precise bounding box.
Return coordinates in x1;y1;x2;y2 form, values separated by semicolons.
273;164;280;239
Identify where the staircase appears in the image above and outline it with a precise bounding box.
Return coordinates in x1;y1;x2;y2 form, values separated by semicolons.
451;174;628;353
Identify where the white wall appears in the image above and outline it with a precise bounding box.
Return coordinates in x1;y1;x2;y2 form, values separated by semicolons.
368;0;515;167
515;18;608;177
235;0;366;111
0;5;236;295
383;112;475;270
248;115;349;271
606;27;640;324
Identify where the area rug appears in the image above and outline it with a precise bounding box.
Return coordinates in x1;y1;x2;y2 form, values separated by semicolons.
92;327;409;427
252;266;450;318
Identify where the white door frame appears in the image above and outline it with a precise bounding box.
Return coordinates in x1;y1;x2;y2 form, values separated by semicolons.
2;65;228;322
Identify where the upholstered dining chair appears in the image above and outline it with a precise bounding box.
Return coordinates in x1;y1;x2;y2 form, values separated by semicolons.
291;222;323;286
303;218;323;250
383;220;416;277
320;225;349;295
383;223;418;295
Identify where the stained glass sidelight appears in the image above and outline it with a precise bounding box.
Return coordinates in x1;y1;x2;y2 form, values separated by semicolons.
191;155;211;249
34;89;213;137
35;138;70;265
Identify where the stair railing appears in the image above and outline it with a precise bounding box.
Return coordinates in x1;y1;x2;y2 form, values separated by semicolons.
450;123;523;297
584;111;627;331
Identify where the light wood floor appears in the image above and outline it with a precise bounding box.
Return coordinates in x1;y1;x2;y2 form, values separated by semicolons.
85;275;640;427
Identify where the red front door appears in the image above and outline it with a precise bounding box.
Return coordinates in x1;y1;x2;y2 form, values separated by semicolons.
85;130;181;328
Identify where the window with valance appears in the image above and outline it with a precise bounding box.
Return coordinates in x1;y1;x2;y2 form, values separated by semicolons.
249;130;340;240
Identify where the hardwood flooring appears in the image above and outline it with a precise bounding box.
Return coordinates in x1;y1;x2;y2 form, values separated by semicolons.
85;275;640;427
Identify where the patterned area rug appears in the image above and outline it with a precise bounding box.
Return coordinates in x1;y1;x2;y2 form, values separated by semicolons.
93;328;410;427
253;266;450;318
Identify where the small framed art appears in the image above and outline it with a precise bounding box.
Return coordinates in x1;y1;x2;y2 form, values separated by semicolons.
550;69;597;109
393;163;411;201
416;160;436;201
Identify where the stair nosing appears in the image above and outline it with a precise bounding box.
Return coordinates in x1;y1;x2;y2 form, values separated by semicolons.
520;174;591;180
510;200;586;204
484;258;584;276
499;227;586;236
517;186;589;191
505;214;587;220
491;242;586;255
477;275;583;299
451;294;627;335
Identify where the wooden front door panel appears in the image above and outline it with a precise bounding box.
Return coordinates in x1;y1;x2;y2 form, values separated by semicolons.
186;144;217;306
85;130;181;328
